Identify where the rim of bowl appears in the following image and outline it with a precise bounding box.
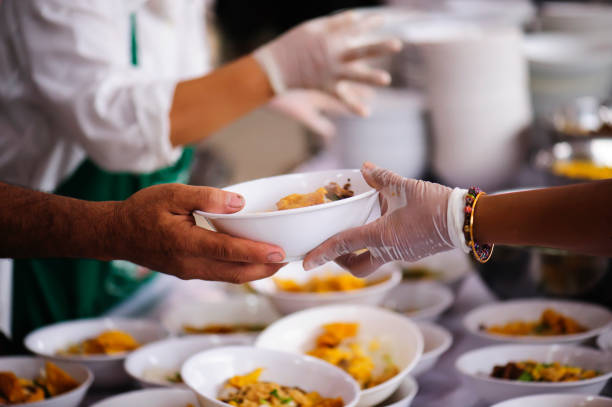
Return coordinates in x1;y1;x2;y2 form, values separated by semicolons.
254;304;424;397
24;317;168;362
194;169;377;220
90;388;197;407
417;322;453;361
384;374;419;406
181;345;362;407
491;392;612;406
387;282;454;320
251;270;401;301
463;299;612;344
124;335;252;387
455;344;612;388
597;329;612;351
0;356;94;405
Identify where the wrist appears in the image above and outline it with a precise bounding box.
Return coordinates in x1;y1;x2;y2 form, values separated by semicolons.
447;188;470;253
93;201;125;261
252;46;287;95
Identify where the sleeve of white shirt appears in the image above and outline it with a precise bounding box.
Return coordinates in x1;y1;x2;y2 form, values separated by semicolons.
9;0;182;173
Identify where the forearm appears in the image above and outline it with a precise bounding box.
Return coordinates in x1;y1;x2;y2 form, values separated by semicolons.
0;183;118;260
473;180;612;256
169;55;274;146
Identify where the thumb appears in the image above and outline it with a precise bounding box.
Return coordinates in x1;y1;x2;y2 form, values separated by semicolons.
171;185;245;214
303;224;371;270
361;162;403;190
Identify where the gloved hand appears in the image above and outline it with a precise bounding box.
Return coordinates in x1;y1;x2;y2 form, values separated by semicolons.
303;162;468;276
254;11;402;116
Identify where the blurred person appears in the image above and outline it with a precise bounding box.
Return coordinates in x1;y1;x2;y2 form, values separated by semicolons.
0;0;401;339
304;163;612;275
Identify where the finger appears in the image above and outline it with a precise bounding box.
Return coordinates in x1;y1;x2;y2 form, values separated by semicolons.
348;13;385;34
338;63;391;86
303;225;371;270
298;108;337;139
335;252;387;277
342;39;403;62
327;10;358;31
220;262;285;284
192;227;286;264
333;81;370;117
170;184;245;214
307;91;353;116
361;162;403;190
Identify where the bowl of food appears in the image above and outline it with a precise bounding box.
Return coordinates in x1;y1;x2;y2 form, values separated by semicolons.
463;299;612;345
192;169;378;262
378;375;418;407
492;393;612;407
181;346;360;407
382;282;454;322
91;388;199;407
24;317;168;388
456;344;612;404
254;305;423;407
412;322;453;377
161;295;280;338
249;262;400;315
125;335;252;388
0;357;93;407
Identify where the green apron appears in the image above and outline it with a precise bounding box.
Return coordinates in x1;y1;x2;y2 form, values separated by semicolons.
11;13;193;341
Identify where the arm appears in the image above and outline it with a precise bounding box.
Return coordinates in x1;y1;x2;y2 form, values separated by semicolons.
0;182;286;284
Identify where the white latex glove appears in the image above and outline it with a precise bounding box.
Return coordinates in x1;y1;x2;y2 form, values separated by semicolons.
303;162;469;276
268;89;372;140
254;11;402;116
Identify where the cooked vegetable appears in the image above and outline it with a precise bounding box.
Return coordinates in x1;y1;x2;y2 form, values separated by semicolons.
182;323;266;335
58;330;141;355
0;362;79;404
490;360;600;382
483;309;587;336
276;182;354;211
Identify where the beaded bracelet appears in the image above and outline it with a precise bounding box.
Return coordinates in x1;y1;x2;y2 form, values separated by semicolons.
463;186;494;263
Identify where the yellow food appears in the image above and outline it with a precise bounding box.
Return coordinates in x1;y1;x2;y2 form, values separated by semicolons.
58;330;141;355
307;322;399;389
274;273;368;293
0;362;79;404
182;323;266;335
484;309;587;336
219;368;343;407
552;160;612;180
276;183;354;211
491;360;599;382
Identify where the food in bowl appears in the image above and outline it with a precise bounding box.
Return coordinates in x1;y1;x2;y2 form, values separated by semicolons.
182;323;267;335
490;360;600;382
274;273;387;293
399;266;440;281
142;367;184;385
481;309;586;336
551;159;612;180
218;368;343;407
306;322;399;389
0;362;79;404
57;330;141;355
276;182;354;211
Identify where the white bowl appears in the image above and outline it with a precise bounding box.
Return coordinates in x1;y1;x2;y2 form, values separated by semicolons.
412;322;453;377
125;335;252;388
383;282;454;322
255;305;423;407
250;261;401;315
161;294;280;338
463;299;612;344
91;388;199;407
456;344;612;404
596;329;612;353
0;356;93;407
24;317;168;388
193;169;378;262
492;393;612;407
181;346;360;407
378;375;418;407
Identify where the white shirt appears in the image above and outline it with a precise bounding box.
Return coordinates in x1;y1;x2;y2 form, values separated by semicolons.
0;0;211;192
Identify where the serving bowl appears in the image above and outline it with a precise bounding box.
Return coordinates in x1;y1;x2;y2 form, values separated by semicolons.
383;282;454;322
456;344;612;404
181;346;360;407
254;304;423;407
91;388;199;407
596;329;612;353
161;294;280;338
124;335;251;388
249;261;401;315
192;169;378;262
24;317;168;388
463;299;612;345
492;393;612;407
412;322;453;377
378;375;418;407
0;357;93;407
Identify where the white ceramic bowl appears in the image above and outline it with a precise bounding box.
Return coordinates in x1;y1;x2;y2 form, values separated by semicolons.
181;346;360;407
91;388;199;407
24;317;168;388
463;299;612;344
161;294;280;338
412;322;453;377
255;305;423;407
125;335;252;388
193;169;378;262
456;344;612;404
597;329;612;353
383;282;454;322
0;356;93;407
492;393;612;407
250;261;401;315
378;375;418;407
